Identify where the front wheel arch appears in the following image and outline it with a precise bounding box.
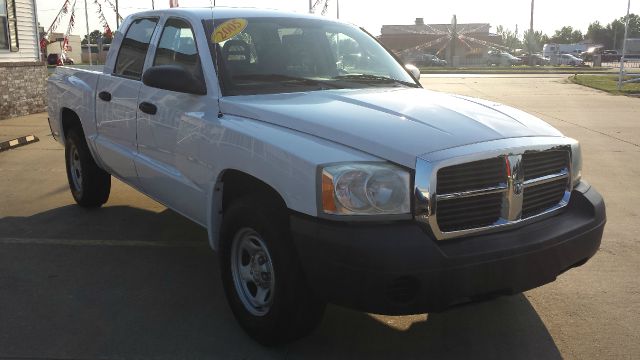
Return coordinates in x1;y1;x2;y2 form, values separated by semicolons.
208;169;289;251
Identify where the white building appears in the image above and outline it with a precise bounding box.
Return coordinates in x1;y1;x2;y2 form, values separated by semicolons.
0;0;39;62
0;0;47;119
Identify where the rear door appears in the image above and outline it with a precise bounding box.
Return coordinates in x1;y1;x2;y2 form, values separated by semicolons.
94;17;158;187
135;17;209;223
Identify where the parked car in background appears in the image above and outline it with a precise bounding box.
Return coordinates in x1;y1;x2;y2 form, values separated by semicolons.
46;53;74;66
518;53;550;66
581;47;622;62
487;51;523;66
421;54;447;66
602;50;623;62
406;53;447;67
542;43;588;58
557;53;584;66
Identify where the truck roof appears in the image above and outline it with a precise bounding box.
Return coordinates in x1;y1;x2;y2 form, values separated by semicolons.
128;6;338;22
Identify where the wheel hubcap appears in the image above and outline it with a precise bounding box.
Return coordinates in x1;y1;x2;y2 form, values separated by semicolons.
68;144;82;190
230;228;275;316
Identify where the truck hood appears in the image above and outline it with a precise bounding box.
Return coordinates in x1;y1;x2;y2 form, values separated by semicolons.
220;88;562;168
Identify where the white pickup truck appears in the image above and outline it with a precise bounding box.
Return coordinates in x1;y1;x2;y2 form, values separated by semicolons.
47;8;606;345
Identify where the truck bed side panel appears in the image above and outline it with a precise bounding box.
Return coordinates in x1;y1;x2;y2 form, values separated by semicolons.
47;67;102;165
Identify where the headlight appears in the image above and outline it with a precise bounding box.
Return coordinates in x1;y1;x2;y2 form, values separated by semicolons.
571;140;582;187
321;163;411;216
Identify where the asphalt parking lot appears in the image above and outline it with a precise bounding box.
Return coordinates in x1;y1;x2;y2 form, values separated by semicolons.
1;74;639;359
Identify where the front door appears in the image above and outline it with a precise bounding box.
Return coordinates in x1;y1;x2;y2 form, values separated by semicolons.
135;17;209;223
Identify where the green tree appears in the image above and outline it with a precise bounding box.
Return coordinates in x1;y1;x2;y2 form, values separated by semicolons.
609;14;640;49
496;25;522;52
550;26;583;43
586;21;610;47
523;29;546;53
81;30;112;45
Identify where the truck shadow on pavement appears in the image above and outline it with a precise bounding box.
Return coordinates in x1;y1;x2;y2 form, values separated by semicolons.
0;205;562;359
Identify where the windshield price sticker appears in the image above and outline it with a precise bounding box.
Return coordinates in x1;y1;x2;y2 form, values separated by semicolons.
212;19;248;43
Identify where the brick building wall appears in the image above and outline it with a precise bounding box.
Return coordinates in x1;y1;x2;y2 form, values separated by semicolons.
0;62;48;120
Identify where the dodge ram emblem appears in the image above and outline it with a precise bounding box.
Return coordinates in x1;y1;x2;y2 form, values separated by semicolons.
514;181;524;195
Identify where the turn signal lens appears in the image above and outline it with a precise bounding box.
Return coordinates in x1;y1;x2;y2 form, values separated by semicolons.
322;172;337;213
570;140;583;187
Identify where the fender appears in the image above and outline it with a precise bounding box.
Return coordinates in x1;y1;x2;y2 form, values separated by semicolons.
195;114;382;251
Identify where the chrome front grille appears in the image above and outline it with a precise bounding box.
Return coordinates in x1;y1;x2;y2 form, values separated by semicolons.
436;157;506;194
437;192;503;232
522;178;567;218
523;150;569;180
436;158;506;232
428;149;571;238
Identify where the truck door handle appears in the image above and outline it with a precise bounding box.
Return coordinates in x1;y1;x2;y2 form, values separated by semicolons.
138;101;157;115
98;91;111;102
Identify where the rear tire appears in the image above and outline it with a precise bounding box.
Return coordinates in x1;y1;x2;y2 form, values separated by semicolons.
220;196;326;346
64;128;111;207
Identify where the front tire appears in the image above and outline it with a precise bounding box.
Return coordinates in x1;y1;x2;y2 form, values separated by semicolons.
220;196;326;346
65;128;111;207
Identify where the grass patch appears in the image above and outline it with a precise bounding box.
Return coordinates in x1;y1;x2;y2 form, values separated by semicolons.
417;66;640;75
418;65;614;74
570;74;640;95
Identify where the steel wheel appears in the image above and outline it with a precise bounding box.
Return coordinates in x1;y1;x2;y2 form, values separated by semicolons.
230;227;275;316
68;142;83;190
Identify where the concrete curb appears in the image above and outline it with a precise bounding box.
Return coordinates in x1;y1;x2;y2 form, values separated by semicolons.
0;135;39;152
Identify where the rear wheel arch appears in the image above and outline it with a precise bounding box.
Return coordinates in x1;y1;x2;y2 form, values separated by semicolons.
60;107;83;142
64;127;111;207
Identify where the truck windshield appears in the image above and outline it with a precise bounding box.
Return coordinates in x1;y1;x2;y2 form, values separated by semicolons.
203;17;419;96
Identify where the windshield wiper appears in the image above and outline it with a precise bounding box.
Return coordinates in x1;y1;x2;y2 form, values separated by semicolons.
332;74;418;87
232;74;343;89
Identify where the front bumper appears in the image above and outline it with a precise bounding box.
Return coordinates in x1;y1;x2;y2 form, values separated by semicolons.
291;182;605;315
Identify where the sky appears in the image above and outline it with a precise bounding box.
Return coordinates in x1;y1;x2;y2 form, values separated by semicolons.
36;0;640;38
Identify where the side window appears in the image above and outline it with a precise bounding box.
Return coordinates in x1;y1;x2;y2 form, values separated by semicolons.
154;18;202;78
0;0;17;51
114;18;158;80
0;0;7;50
6;0;16;51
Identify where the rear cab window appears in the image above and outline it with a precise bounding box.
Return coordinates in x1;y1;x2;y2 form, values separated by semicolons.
114;17;159;80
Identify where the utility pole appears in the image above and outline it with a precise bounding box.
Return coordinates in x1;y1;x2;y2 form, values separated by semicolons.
115;0;119;28
618;0;631;89
529;0;534;66
84;0;92;66
449;14;457;66
309;0;312;13
151;0;155;9
337;0;339;19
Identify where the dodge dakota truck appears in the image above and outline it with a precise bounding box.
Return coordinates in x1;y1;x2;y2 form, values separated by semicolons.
47;7;606;345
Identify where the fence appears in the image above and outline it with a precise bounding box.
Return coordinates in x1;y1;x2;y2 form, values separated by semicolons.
599;60;640;69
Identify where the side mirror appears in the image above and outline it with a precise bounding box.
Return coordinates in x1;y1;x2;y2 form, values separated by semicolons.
142;65;207;95
404;64;421;81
